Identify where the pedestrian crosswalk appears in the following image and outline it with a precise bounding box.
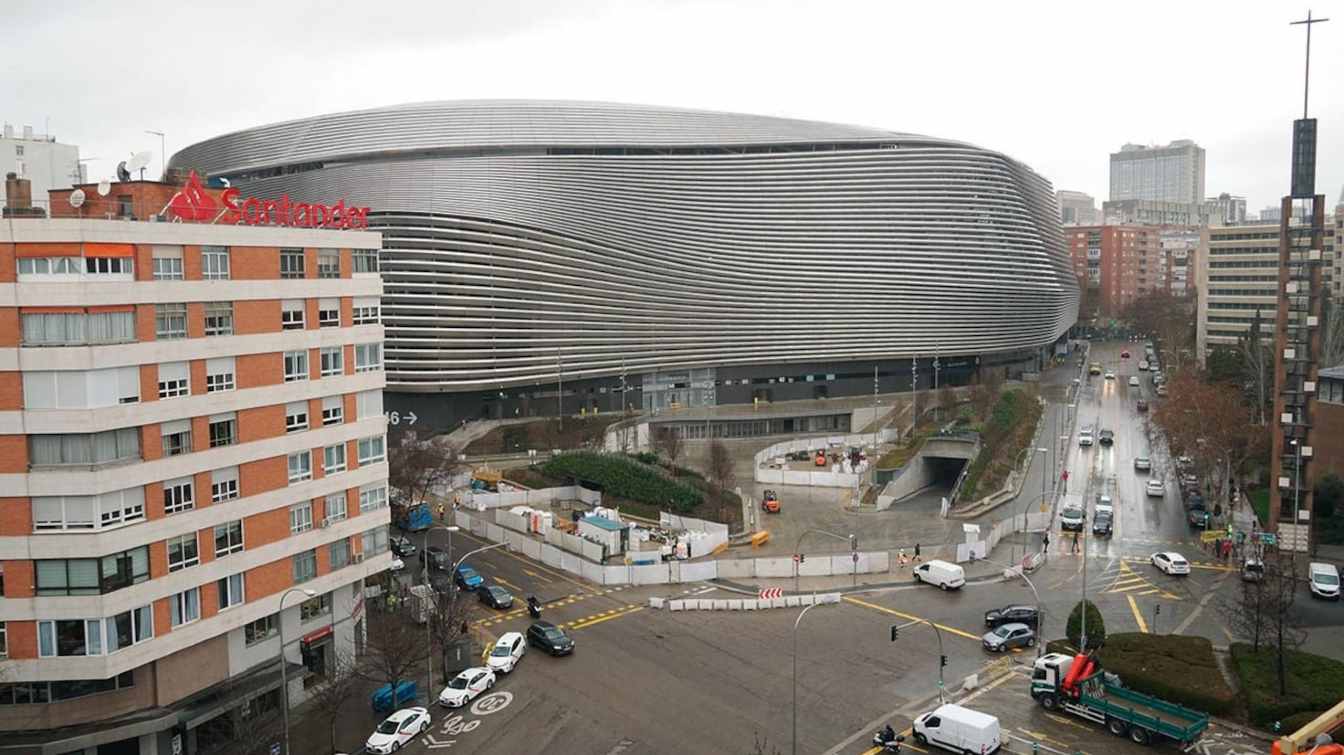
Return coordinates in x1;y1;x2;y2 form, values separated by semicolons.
1099;559;1182;600
473;586;627;628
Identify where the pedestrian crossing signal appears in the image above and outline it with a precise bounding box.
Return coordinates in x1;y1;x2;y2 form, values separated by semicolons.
940;655;948;668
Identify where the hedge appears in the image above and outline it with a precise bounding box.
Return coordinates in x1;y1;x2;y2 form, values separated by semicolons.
1065;600;1106;650
1097;633;1236;715
540;452;703;512
1230;643;1344;727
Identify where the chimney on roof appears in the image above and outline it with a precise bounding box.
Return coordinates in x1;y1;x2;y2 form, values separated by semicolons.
2;172;44;218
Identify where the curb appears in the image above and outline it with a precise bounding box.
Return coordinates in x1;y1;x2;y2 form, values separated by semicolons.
708;570;1006;597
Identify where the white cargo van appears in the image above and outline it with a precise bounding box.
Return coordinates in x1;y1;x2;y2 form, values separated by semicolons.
913;703;1001;755
913;560;965;590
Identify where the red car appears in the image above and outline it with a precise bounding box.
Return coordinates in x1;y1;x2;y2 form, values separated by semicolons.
1120;350;1131;359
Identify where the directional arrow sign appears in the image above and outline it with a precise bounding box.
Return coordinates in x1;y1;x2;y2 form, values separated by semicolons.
406;411;418;425
424;734;455;750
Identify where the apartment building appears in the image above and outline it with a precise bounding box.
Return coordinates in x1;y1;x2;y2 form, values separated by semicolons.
1196;215;1340;357
1064;225;1164;318
0;178;389;754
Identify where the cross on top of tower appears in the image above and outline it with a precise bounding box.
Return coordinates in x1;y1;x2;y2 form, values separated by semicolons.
1290;10;1329;118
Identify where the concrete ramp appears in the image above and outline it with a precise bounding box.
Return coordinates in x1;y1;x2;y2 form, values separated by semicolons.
877;433;980;508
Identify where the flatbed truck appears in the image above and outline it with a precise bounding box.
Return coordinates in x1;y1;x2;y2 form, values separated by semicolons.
1030;653;1209;748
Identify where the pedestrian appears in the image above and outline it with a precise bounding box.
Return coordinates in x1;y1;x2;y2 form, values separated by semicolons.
437;502;446;522
897;548;908;566
1071;532;1080;554
913;543;922;563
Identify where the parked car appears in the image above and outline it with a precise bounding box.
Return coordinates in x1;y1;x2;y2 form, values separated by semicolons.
982;623;1036;652
1134;456;1151;471
1099;429;1115;445
1060;505;1086;531
477;584;514;609
365;707;431;754
390;535;417;558
1120;350;1131;359
984;605;1039;629
370;681;418;714
1092;510;1113;537
527;620;576;655
1151;551;1191;576
420;545;449;571
1136;398;1149;412
1241;558;1265;582
487;631;526;673
1128;376;1140;387
438;667;495;708
1309;562;1341;599
1138;360;1150;371
1156;384;1168;397
1146;478;1165;497
455;565;484;591
912;560;966;590
1187;504;1210;529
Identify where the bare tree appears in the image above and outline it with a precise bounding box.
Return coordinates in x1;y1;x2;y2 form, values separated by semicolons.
1264;552;1307;696
427;588;477;686
1125;291;1196;368
1218;572;1272;652
974;369;1003;420
300;649;363;755
388;433;462;507
1152;371;1263;508
654;427;684;474
707;439;735;491
358;601;427;704
1239;309;1271;425
937;384;958;422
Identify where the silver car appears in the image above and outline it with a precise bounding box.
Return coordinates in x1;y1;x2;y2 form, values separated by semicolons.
982;622;1036;652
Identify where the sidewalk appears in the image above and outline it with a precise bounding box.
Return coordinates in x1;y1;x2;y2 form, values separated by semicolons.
709;553;1015;596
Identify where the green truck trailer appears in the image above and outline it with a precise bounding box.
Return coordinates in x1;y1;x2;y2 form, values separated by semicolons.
1029;653;1209;748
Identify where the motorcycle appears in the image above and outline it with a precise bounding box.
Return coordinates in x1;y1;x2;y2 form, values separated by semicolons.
872;730;904;753
527;595;542;619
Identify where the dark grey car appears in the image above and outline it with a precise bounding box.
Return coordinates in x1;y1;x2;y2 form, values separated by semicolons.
981;622;1036;652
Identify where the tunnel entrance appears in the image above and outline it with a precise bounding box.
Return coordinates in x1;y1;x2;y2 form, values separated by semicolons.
925;456;968;487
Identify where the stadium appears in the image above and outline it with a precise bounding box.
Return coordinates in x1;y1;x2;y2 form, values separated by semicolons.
170;100;1079;434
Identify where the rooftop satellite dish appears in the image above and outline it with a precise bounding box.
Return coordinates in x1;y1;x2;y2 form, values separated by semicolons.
116;161;131;182
97;179;111;197
69;189;86;209
127;151;152;180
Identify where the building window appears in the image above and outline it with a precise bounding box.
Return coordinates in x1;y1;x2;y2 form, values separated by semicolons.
318;298;340;327
244;615;276;645
33;487;145;531
330;539;350;570
37;619;102;657
288;451;312;483
357;435;386;465
169;588;201;627
152;248;184;280
17;256;79;277
217;573;244;610
284;350;309;382
280;249;305;279
35;547;149;596
359;484;388;513
161;420;192;457
292;550;318;584
85;256;133;276
321;395;344;425
23;366;139;409
29;428;141;467
214;519;244;556
208;413;237;448
163;476;194;514
105;606;153;653
21;311;135;345
281;300;305;330
352;297;380;325
353;249;378;274
319;347;343;377
285;402;309;433
300;592;331;620
323;444;346;475
166;533;199;572
158;361;190;398
201;246;230;280
318;249;340;278
204;302;234;336
155;303;188;339
361;527;389;556
354;343;382;372
290;501;314;534
356;390;384;420
212;466;240;502
206;357;235;393
325;492;347;523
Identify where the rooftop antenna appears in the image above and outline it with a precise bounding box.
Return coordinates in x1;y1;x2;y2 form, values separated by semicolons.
127;151;152;181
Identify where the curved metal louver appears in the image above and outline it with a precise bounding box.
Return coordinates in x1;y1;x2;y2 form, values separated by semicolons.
171;100;1078;393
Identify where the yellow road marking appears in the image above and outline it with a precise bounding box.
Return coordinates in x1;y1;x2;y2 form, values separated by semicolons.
1111;582;1154;593
522;568;551;582
1045;713;1094;732
1128;594;1149;633
843;597;981;641
568;605;644;630
493;576;521;591
1121;557;1234;573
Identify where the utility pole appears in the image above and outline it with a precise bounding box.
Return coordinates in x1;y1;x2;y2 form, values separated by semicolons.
872;365;879;450
933;343;941;422
556;350;564;431
911;355;919;435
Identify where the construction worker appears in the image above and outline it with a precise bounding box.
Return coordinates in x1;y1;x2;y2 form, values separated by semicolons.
437;501;446;521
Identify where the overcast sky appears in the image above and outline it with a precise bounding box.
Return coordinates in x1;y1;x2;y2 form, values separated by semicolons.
4;0;1341;214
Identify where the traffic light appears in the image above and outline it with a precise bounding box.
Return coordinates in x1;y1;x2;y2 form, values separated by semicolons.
890;625;899;642
940;655;948;668
799;553;805;564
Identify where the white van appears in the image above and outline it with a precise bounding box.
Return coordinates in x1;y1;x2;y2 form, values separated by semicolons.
913;559;965;590
1308;562;1340;600
913;704;1001;755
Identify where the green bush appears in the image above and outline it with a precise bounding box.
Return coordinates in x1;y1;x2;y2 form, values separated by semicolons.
1066;599;1106;650
1097;633;1235;715
541;452;703;512
1230;643;1344;728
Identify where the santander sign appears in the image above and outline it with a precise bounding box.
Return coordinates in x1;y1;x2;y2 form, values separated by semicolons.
168;171;370;230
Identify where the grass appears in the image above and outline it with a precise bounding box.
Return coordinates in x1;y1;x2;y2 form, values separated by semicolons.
465;416;612;455
959;388;1042;501
1097;633;1236;715
1248;489;1269;527
1230;643;1344;729
875;420;940;469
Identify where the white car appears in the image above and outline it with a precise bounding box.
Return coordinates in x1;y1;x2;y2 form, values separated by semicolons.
1134;456;1151;471
439;666;495;707
1308;562;1341;600
1151;552;1191;576
1104;371;1116;380
1128;376;1140;387
1095;494;1114;517
365;707;431;754
1079;429;1094;446
389;557;405;572
1146;478;1165;497
1138;360;1149;371
487;631;526;674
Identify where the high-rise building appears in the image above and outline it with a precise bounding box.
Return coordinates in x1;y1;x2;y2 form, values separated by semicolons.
1109;140;1206;204
0;123;82;211
1064;225;1164;318
1203;193;1247;226
1160;229;1201;297
1056;190;1100;225
0;176;388;753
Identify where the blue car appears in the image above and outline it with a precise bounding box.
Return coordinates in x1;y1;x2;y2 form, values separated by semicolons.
370;680;418;713
455;565;483;591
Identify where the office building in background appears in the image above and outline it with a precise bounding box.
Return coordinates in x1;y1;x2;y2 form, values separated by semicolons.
0;123;83;211
1109;139;1205;204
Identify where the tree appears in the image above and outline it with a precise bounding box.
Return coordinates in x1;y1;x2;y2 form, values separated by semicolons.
1066;599;1106;650
1320;296;1344;370
1204;346;1242;385
938;384;958;421
358;600;427;705
1263;553;1307;696
301;650;363;755
707;439;735;491
427;586;477;686
1124;291;1196;369
1152;371;1264;507
388;433;462;508
974;369;1003;420
1218;572;1272;652
1239;309;1271;425
654;427;684;474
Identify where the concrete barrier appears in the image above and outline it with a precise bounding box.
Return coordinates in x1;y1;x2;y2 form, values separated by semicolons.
648;597;664;609
717;559;755;579
653;593;842;611
669;600;684;611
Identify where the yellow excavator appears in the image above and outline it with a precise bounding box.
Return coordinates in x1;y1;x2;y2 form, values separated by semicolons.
1272;700;1344;755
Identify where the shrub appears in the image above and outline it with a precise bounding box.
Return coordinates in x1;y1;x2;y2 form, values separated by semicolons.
541;452;703;512
1065;600;1106;650
1230;643;1344;728
1097;633;1235;715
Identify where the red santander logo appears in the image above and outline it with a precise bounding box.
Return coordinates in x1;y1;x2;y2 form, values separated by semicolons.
169;171;370;230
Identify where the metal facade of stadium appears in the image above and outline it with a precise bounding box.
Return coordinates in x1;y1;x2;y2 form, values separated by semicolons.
171;100;1078;427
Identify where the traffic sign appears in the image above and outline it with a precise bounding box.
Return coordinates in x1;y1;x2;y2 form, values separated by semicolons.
759;588;783;599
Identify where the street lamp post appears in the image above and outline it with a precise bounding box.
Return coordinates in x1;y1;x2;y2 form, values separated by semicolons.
793;528;854;594
889;617;947;701
423;524;460;695
971;555;1046;657
277;587;317;755
792;602;828;755
144;129;165;179
1017;491;1048;566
